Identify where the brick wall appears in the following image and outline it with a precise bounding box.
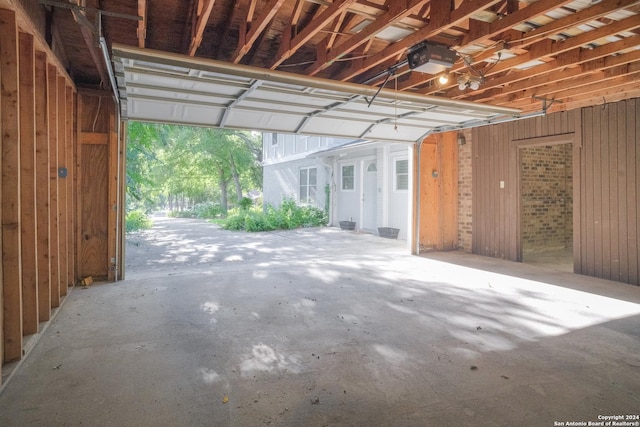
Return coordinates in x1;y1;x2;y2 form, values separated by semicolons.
457;129;473;252
521;144;573;253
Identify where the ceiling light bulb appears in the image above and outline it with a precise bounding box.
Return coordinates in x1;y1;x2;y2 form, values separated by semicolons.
469;80;480;90
459;81;468;90
438;74;449;85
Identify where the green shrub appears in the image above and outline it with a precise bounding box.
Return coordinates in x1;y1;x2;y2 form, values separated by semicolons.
223;198;326;232
194;202;222;219
239;197;253;210
168;209;197;218
125;210;153;233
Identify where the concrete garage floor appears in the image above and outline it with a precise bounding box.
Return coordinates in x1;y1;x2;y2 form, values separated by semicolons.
1;218;640;426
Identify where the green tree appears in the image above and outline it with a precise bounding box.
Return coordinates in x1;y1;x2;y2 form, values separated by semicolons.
125;122;262;217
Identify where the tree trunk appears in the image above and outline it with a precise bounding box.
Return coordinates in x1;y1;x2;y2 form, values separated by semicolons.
219;166;229;216
229;155;243;203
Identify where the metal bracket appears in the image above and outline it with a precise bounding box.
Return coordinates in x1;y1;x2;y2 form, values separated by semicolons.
532;96;558;114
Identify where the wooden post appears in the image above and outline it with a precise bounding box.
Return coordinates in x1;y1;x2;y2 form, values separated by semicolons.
107;104;118;281
48;64;60;307
1;8;24;363
35;50;51;322
19;32;39;335
66;86;75;287
57;76;68;295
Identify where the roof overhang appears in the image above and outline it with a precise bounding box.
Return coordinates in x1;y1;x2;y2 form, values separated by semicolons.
112;44;521;144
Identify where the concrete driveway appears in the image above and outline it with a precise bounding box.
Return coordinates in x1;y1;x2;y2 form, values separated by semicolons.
1;218;639;426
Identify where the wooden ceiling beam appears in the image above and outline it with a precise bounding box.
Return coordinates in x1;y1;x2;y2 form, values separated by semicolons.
326;11;347;50
463;47;640;104
71;0;109;87
460;0;576;46
509;0;640;50
496;70;640;112
137;0;147;48
398;0;639;92
270;0;358;70
334;0;502;81
306;0;430;76
553;86;640;113
232;0;286;63
524;65;640;100
188;0;216;56
432;14;640;98
291;0;306;28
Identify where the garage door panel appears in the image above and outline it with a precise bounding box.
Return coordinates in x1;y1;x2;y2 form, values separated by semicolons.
113;45;521;143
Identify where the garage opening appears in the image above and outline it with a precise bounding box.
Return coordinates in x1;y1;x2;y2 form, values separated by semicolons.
520;143;573;272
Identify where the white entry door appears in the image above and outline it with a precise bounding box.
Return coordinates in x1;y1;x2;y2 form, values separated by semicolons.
362;160;378;231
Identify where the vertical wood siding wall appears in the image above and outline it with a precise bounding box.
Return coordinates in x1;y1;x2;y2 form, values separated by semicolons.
0;7;77;385
579;100;639;285
472;110;578;262
472;101;639;286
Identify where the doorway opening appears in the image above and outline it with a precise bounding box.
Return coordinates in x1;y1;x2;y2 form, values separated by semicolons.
520;143;573;272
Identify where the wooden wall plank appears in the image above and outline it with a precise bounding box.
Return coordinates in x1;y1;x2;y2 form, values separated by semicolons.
627;99;640;285
18;31;38;336
57;76;68;295
79;144;109;277
572;109;582;275
1;8;24;363
66;85;74;287
419;140;438;249
34;50;50;322
601;105;612;279
583;107;595;276
508;123;519;261
616;101;628;283
47;64;60;307
628;100;639;285
78;91;115;281
610;102;621;282
107;110;118;281
594;106;604;278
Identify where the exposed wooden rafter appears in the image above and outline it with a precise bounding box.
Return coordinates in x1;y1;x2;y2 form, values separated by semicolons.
334;0;502;81
137;0;147;48
306;0;430;76
232;0;286;63
43;0;640;113
71;0;110;88
188;0;216;56
270;0;357;69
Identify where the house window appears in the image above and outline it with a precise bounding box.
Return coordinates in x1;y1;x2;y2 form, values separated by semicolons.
341;164;355;191
395;159;408;191
300;167;317;204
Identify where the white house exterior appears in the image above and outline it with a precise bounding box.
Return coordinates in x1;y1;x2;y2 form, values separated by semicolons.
262;132;412;241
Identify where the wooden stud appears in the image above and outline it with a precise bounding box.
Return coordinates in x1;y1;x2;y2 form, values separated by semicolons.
35;50;51;322
66;85;74;287
1;8;24;363
107;103;118;281
47;64;60;307
19;32;38;336
57;76;68;295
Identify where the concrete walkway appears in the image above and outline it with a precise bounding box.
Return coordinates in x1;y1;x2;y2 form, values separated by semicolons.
1;218;639;426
